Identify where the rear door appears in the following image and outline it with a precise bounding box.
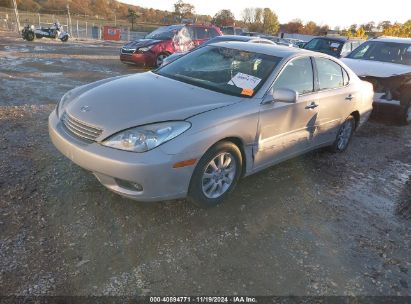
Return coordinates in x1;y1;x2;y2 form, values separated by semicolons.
313;57;356;144
254;56;320;169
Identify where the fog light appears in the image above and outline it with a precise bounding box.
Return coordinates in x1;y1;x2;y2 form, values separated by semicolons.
115;178;143;192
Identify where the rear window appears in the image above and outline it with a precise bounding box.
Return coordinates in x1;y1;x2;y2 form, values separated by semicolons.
304;38;343;56
347;41;411;65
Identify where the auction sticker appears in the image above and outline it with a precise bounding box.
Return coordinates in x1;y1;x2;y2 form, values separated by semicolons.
228;72;261;89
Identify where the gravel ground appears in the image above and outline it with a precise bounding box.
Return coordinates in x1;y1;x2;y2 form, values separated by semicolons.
0;31;410;296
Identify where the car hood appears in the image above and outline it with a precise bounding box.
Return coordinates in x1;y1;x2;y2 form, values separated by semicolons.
65;72;242;139
341;58;411;78
122;39;163;50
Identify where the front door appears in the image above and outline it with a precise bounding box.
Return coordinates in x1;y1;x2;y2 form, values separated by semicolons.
254;56;320;170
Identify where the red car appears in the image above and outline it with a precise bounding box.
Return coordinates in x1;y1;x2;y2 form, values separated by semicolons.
120;24;222;67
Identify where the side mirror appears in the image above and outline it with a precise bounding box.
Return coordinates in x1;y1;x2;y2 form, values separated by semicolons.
262;88;298;104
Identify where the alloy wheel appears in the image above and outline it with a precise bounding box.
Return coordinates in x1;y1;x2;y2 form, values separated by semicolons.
337;119;353;150
156;54;168;67
201;152;237;199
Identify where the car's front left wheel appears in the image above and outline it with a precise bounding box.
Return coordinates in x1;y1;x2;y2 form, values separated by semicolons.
155;53;169;67
188;142;242;208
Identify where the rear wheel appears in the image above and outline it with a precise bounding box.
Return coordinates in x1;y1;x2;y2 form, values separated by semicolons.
25;32;35;41
401;103;411;125
155;53;169;68
188;142;242;208
329;115;355;152
60;35;68;42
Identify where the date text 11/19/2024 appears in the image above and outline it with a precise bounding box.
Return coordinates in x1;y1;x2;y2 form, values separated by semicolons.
149;296;257;303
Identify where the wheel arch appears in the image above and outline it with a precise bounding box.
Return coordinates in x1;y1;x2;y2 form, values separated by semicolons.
350;110;360;129
210;137;248;177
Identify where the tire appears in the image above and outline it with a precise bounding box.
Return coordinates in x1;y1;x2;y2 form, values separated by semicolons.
329;115;355;153
155;53;169;68
188;141;242;208
401;103;411;125
25;32;35;41
60;35;68;42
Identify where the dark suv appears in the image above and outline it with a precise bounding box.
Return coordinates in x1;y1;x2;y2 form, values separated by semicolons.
303;37;364;58
120;24;222;67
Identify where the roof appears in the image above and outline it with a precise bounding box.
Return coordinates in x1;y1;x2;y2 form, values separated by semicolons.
309;36;364;42
372;36;411;44
210;35;272;42
209;41;311;58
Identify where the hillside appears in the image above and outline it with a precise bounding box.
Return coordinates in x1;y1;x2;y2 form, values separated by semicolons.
0;0;212;24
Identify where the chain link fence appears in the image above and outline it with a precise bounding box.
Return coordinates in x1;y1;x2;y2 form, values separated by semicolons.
0;6;161;41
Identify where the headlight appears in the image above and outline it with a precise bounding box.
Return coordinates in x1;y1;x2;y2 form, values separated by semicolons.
102;121;191;152
138;45;154;52
56;90;74;118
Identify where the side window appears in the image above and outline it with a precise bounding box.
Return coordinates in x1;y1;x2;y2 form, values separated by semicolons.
316;58;344;90
272;57;314;95
194;27;210;40
186;27;196;39
342;68;350;86
342;42;351;53
208;28;220;38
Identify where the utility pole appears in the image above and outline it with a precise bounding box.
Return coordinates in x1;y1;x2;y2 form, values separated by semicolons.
11;0;20;33
67;2;72;35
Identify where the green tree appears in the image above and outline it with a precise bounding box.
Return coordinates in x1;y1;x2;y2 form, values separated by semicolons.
127;8;139;30
213;9;235;27
174;0;195;19
262;8;279;35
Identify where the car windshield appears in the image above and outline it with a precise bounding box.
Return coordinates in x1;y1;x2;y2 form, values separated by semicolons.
155;46;281;97
145;26;182;40
304;38;343;56
347;41;411;65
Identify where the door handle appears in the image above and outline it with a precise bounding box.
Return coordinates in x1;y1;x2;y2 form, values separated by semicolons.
305;102;318;109
345;94;354;101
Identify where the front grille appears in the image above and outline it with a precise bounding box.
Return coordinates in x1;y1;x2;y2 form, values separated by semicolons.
121;48;135;55
62;112;102;142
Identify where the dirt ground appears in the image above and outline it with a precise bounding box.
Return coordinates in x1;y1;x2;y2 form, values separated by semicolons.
0;30;410;296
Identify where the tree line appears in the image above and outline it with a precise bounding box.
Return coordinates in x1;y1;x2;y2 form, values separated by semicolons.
4;0;411;37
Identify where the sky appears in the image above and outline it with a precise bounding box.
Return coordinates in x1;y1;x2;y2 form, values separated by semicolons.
118;0;411;28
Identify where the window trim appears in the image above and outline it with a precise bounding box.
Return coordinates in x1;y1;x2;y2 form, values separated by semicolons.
312;56;350;93
265;55;317;99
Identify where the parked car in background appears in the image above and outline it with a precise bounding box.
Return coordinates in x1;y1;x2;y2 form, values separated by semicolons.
304;37;364;58
162;35;276;66
341;37;411;124
50;42;373;207
262;36;296;47
220;26;245;35
120;24;222;67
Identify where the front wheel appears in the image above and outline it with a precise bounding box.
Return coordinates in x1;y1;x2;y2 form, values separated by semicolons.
188;142;242;208
155;53;169;68
329;115;355;153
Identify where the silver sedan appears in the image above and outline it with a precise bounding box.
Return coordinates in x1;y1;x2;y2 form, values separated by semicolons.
49;42;374;207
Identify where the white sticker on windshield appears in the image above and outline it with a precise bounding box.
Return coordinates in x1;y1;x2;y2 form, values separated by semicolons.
228;72;262;89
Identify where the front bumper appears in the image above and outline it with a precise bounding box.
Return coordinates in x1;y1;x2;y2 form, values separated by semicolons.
48;110;195;202
120;52;155;67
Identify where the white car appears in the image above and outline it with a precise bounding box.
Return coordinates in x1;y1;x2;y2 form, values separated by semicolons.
342;37;411;124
